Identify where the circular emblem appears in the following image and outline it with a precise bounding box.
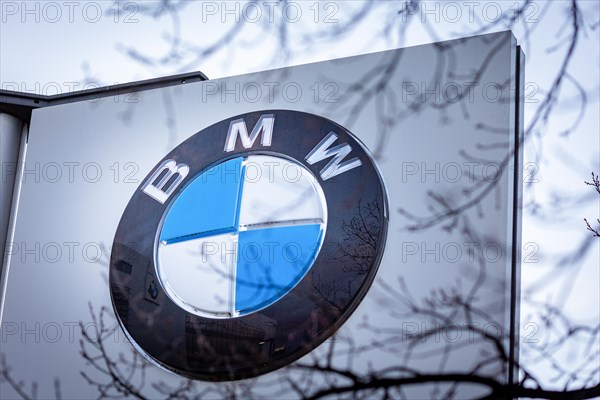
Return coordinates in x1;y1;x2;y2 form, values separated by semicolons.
110;110;388;381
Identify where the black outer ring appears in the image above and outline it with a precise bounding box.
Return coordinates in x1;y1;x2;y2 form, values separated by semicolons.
109;110;389;381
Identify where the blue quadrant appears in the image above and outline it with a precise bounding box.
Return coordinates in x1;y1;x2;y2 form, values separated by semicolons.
160;157;244;243
235;224;323;313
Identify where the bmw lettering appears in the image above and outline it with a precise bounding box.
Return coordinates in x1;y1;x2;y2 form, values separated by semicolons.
109;110;388;380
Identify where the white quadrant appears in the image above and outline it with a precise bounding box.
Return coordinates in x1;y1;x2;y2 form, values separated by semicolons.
239;155;325;227
157;232;238;317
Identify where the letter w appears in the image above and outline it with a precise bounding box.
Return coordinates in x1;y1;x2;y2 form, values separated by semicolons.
305;132;362;181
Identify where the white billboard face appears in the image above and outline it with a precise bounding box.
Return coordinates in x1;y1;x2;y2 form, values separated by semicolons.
1;31;522;398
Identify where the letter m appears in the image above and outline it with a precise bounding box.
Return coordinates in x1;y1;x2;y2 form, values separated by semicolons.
224;114;274;152
305;132;362;181
142;160;189;204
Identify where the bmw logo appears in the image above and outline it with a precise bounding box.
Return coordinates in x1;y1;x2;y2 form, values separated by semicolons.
110;110;388;380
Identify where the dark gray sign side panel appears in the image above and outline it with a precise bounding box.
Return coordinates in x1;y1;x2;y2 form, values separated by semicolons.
509;45;525;387
0;113;27;311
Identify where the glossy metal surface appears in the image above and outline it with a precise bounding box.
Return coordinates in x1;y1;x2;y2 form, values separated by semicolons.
1;32;522;399
110;111;387;380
